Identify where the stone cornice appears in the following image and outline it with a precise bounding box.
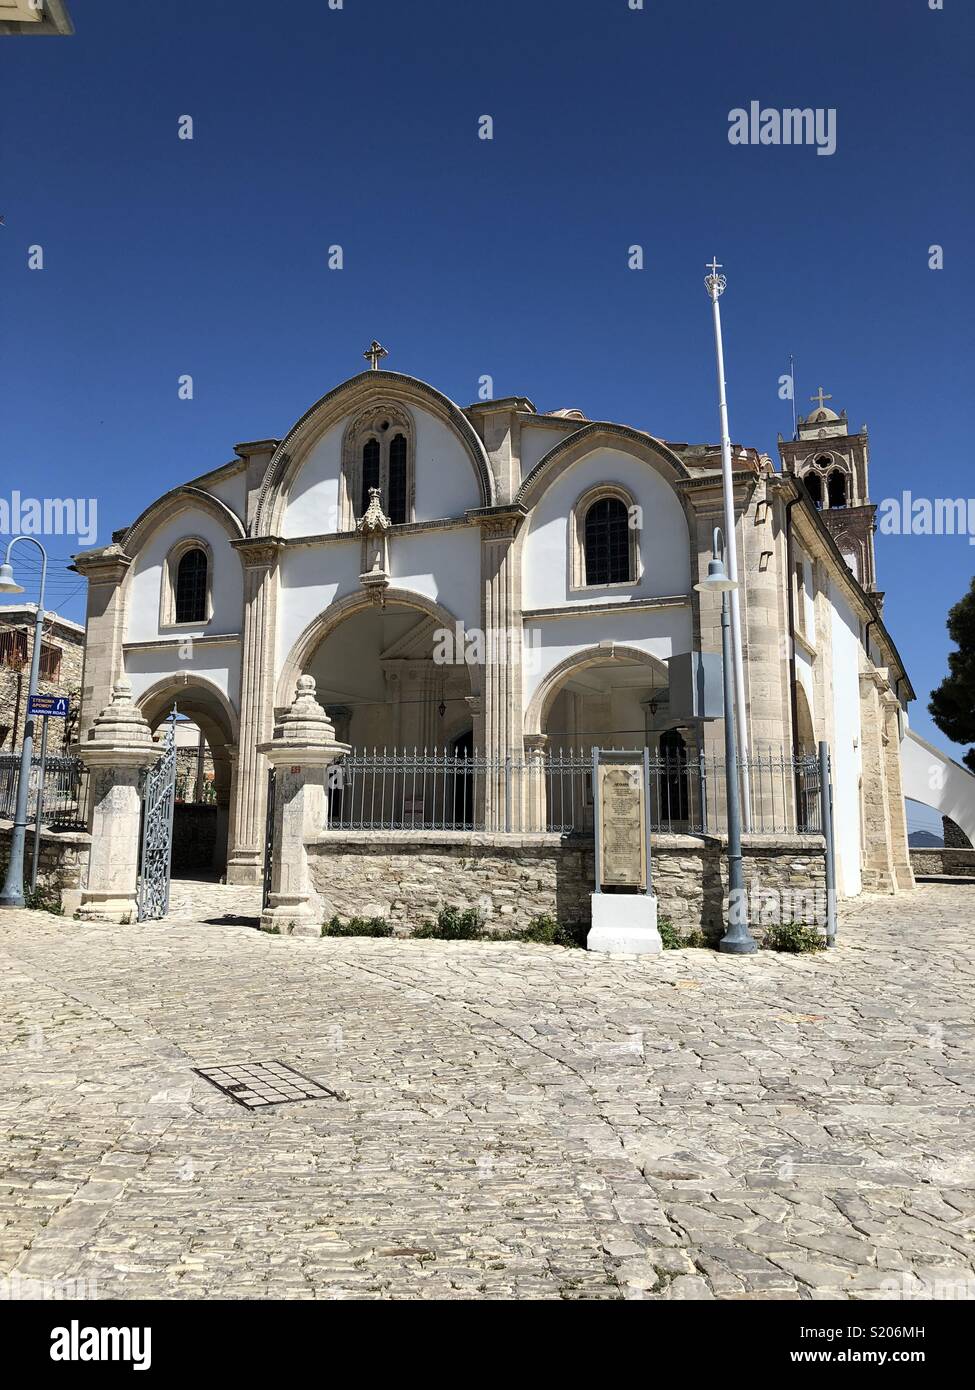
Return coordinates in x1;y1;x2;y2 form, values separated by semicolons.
523;595;691;621
122;634;242;653
466;503;528;540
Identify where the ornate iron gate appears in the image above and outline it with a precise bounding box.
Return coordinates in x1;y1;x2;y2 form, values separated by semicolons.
136;710;178;922
262;766;276;911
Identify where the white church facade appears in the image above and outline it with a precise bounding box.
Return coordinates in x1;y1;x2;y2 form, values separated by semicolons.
73;359;915;929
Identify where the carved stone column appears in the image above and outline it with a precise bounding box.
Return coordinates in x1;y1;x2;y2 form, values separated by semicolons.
226;538;282;884
76;678;162;922
881;691;915;891
259;676;348;935
71;545;133;743
472;506;526;830
523;732;549;832
859;666;896;892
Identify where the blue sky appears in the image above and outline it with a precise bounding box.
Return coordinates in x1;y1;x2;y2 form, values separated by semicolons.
1;0;972;825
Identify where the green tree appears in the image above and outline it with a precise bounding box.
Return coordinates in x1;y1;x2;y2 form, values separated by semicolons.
929;577;975;773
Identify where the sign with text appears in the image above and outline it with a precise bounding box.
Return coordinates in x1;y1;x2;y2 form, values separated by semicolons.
27;694;70;718
597;762;646;888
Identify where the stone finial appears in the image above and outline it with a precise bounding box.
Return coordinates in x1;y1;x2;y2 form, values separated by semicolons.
357;487;391;534
85;678;155;750
271;674;337;746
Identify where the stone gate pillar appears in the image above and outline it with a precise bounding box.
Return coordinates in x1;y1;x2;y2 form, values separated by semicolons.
76;678;161;922
258;676;348;936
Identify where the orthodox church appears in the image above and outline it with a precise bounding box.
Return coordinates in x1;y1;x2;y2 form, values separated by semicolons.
73;351;915;919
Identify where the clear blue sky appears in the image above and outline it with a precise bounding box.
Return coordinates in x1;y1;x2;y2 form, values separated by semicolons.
2;0;972;822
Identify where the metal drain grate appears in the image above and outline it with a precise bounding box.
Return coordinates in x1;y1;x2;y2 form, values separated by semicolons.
193;1060;340;1109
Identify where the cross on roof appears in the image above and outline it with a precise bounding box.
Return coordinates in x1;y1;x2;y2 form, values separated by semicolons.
810;386;833;411
706;257;722;277
364;340;388;371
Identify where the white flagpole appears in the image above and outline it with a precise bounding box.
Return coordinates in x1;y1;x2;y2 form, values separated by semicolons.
704;258;752;830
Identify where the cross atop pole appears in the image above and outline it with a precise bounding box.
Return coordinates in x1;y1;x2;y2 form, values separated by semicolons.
810;385;832;411
364;340;388;371
704;256;727;300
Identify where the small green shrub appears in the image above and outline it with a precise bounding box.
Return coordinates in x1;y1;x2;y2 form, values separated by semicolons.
24;878;64;915
322;915;394;938
499;915;588;949
658;917;708;949
762;921;826;954
412;906;484;940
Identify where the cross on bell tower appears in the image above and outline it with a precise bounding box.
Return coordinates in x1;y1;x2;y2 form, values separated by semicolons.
364;340;388;372
810;386;832;412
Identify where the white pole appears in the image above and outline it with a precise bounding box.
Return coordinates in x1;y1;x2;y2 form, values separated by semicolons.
704;260;752;830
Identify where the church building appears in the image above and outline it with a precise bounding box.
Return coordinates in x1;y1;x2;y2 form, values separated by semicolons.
72;354;915;930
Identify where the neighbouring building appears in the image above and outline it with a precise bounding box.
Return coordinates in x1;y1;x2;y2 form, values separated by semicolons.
71;359;917;926
0;604;84;753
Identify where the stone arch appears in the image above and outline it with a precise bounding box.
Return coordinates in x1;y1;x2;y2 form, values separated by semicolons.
524;642;669;738
275;586;482;714
255;370;495;535
795;681;815;754
134;674;240;877
122;486;246;556
516;422;690;512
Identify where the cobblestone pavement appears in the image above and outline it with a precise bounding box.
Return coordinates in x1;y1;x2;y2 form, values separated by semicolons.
0;881;973;1301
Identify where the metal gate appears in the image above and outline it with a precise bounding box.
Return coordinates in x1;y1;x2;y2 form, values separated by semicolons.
136;710;178;922
261;765;276;911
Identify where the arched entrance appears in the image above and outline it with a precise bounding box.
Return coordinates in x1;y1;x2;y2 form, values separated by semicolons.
137;677;238;879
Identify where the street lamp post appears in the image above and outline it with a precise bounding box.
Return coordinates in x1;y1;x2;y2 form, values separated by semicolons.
0;537;49;909
694;528;756;954
704;258;752;830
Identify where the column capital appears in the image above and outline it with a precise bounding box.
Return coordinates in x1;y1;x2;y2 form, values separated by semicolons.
466;504;527;542
230;535;285;568
70;543;132;586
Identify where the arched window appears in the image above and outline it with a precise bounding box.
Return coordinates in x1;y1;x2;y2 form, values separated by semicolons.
388;433;408;524
342;406;415;528
584;497;630;585
803;473;823;508
361;438;381;515
827;470;848;508
175;547;208;624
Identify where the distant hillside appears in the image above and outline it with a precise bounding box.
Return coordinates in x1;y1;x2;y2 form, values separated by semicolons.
908;830;944;848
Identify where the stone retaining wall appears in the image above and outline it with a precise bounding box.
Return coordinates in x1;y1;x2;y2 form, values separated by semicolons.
0;819;91;913
909;846;975;877
307;831;827;942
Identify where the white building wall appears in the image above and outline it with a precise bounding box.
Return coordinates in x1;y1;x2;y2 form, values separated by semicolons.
521;447;691;609
124;645;241;714
280;405;483;538
125;509;244;644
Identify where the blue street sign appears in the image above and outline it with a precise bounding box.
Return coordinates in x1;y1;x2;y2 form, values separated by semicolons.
27;695;70;718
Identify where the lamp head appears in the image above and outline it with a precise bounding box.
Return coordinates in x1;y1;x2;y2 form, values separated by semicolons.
693;557;738;594
0;562;25;595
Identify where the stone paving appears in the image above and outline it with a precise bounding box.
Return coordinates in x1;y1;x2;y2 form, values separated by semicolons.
0;880;973;1301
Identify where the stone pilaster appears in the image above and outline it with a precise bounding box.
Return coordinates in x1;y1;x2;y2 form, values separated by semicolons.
471;506;525;830
70;545;133;742
75;678;161;922
881;692;915;891
259;676;348;935
226;538;282;884
523;733;549;832
859;666;896;892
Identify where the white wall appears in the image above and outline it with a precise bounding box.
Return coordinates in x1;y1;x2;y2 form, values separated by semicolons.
521;447;691;609
281;404;483;537
829;582;863;896
519;421;572;480
124;645;240;713
523;604;693;713
125;508;244;643
204;470;247;525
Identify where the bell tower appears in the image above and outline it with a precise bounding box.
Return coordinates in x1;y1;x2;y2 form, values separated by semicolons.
778;387;878;597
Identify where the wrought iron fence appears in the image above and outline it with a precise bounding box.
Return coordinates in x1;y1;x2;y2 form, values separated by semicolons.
0;753;89;831
324;746;824;837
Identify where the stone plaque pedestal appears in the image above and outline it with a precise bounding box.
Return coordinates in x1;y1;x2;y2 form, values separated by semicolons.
587;893;662;955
